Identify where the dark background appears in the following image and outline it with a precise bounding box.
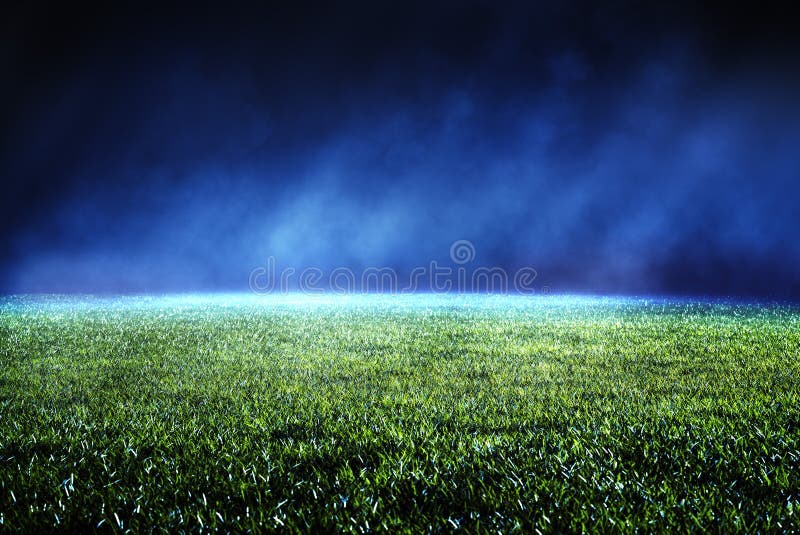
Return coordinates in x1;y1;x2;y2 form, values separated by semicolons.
2;1;799;296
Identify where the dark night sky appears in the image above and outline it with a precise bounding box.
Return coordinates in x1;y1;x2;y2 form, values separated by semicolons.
2;1;799;296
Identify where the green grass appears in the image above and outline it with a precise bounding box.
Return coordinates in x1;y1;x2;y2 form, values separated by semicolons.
1;294;799;532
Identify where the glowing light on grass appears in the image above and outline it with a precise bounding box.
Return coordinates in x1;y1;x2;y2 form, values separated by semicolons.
1;294;798;530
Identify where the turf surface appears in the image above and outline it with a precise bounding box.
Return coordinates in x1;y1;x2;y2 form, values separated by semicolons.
1;294;799;532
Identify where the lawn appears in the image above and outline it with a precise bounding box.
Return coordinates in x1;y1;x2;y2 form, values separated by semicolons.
1;294;798;532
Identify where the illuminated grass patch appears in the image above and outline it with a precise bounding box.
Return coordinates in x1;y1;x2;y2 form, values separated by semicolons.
1;295;799;531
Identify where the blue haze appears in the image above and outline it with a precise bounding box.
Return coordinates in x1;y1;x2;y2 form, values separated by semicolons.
2;3;798;296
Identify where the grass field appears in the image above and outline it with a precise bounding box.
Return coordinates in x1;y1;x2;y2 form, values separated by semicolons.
1;294;799;532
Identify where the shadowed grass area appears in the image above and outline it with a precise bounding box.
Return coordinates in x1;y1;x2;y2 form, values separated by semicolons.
1;294;799;532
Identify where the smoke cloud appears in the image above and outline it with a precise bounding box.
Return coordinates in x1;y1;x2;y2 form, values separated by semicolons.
2;2;799;296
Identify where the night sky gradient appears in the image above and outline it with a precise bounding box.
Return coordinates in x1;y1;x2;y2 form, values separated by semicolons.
2;1;799;296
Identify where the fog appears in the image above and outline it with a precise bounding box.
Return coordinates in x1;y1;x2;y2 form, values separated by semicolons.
3;2;798;296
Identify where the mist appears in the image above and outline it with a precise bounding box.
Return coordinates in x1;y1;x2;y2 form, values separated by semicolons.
2;2;799;296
